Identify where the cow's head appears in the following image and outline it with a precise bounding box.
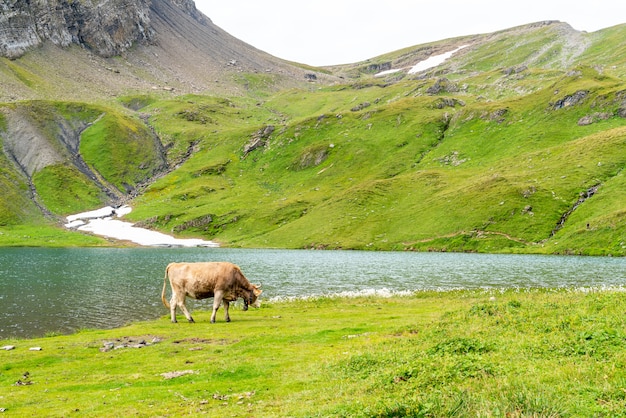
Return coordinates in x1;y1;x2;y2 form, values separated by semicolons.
243;285;262;311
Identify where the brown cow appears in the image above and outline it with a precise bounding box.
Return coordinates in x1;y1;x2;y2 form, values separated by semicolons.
161;262;262;323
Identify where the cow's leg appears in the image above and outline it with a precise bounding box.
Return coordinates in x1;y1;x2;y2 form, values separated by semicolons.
223;301;231;322
211;291;224;323
179;300;194;323
173;292;194;323
169;294;178;323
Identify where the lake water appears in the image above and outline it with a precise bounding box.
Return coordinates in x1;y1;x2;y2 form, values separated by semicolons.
1;247;625;339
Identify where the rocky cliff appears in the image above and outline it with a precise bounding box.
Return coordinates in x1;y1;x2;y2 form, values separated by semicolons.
0;0;161;58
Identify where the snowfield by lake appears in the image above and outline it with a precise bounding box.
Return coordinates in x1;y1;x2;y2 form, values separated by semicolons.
65;206;219;247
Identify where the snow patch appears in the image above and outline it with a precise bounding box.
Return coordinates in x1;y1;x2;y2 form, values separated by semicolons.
66;206;118;222
374;68;403;77
408;45;469;74
374;45;469;77
65;205;218;247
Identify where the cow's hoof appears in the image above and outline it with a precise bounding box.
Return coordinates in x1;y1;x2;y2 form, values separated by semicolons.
188;318;195;323
226;318;231;322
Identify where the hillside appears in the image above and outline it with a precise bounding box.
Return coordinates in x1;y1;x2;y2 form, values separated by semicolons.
0;6;625;254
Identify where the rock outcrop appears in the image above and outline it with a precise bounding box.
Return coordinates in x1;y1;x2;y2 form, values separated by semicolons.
0;0;156;58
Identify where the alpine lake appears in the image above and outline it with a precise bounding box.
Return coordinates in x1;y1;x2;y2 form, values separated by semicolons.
1;247;625;338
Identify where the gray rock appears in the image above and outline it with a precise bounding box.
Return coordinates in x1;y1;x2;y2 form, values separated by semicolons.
0;0;154;58
552;90;589;110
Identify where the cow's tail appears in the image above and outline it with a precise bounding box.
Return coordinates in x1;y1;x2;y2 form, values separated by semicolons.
162;265;171;309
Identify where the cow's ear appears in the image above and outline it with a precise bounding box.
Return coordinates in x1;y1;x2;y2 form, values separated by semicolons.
253;288;263;296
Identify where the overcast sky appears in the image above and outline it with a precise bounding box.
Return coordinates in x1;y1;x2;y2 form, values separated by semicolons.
194;1;626;66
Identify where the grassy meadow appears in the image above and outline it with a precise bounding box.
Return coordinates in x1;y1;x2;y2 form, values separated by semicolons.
0;223;107;247
2;290;626;417
125;71;626;255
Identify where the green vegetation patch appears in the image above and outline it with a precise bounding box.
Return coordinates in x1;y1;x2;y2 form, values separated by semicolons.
32;163;106;215
2;60;44;89
80;111;165;193
0;152;37;226
118;95;157;111
0;223;107;246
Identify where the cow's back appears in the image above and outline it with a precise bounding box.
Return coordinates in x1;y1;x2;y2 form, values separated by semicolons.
167;262;241;299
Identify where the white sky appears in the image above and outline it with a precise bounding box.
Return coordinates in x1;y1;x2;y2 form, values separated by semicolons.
194;0;626;66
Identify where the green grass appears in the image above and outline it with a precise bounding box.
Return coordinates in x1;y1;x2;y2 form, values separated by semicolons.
2;290;626;416
79;109;165;193
1;60;45;89
32;163;106;215
0;160;37;226
0;223;109;246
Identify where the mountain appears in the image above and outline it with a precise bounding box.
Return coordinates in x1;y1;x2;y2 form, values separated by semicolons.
0;0;328;101
0;1;625;255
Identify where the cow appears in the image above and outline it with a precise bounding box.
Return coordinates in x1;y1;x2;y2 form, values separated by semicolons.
161;262;262;323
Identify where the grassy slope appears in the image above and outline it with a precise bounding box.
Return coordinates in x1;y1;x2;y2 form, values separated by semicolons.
0;103;108;245
1;23;625;253
0;150;37;226
0;101;166;246
1;290;625;416
0;223;108;246
79;110;165;193
127;63;626;254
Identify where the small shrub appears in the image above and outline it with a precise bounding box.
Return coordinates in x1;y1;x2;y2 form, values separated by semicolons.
469;303;500;317
507;299;522;308
341;352;382;378
366;401;431;418
428;337;493;355
501;386;568;417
